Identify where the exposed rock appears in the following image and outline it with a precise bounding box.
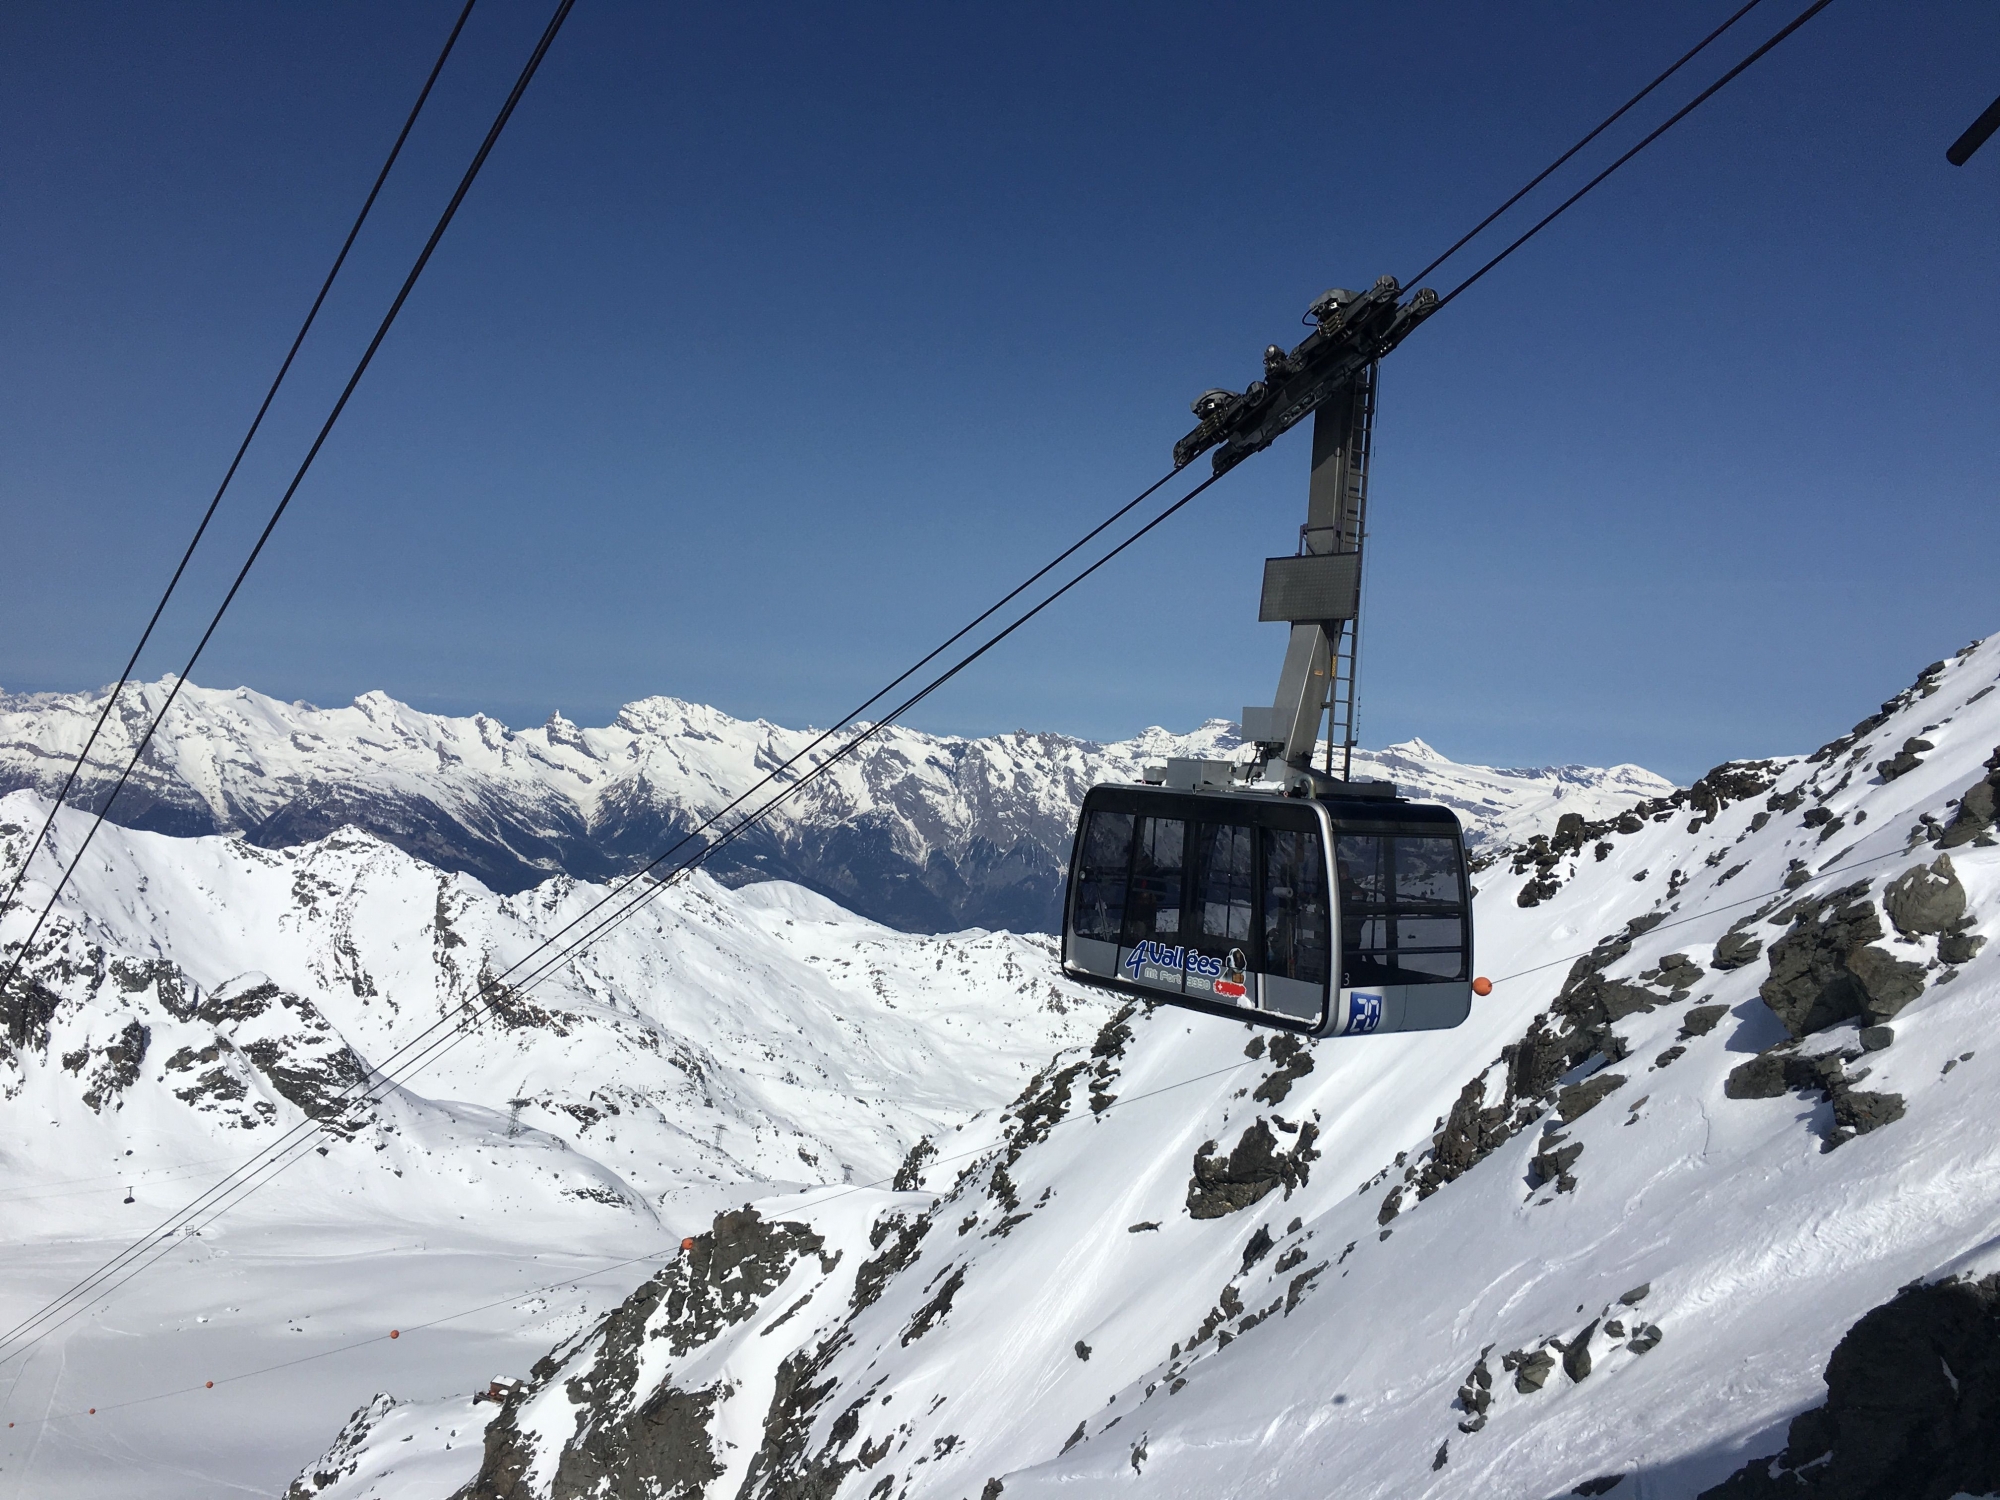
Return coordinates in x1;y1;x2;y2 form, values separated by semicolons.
1658;953;1704;989
1185;1119;1321;1220
458;1209;823;1500
1679;1004;1730;1040
1241;1224;1275;1271
1557;1071;1627;1122
1564;1320;1599;1382
1884;855;1967;937
1712;932;1765;971
1937;745;2000;849
1760;890;1926;1037
1251;1033;1315;1106
1859;1025;1895;1051
288;1393;401;1499
1530;1136;1584;1195
902;1264;966;1344
1515;1349;1557;1392
1940;929;1987;965
1875;736;1934;782
853;1213;929;1312
1831;1089;1906;1139
79;1019;149;1113
1699;1273;2000;1499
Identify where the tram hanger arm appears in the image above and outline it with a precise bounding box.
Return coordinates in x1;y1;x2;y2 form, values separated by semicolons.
1173;275;1438;476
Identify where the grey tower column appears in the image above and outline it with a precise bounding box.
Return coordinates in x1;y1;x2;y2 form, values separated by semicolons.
1250;366;1372;774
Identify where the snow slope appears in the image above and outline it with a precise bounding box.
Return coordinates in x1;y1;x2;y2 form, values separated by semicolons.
0;802;1104;1498
408;635;2000;1500
0;680;1672;932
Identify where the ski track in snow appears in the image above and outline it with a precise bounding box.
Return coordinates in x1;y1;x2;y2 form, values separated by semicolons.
8;641;2000;1497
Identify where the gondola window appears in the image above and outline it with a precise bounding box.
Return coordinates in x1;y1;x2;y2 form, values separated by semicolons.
1122;816;1187;943
1072;811;1133;942
1261;828;1332;986
1334;832;1467;984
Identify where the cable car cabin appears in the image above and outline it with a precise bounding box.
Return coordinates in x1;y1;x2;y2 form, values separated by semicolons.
1061;784;1474;1038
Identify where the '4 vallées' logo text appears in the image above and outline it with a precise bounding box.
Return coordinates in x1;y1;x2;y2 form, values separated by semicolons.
1124;942;1248;999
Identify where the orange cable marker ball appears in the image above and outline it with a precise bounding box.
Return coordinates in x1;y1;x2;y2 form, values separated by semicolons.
389;1329;400;1339
1472;976;1493;996
89;1408;96;1415
205;1381;214;1389
681;1237;695;1250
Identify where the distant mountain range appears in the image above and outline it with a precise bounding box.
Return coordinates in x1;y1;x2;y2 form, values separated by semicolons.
0;680;1674;932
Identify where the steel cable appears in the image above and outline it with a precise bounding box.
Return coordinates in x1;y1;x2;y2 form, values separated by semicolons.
0;0;1844;1384
1401;0;1766;291
0;0;479;943
0;0;577;1033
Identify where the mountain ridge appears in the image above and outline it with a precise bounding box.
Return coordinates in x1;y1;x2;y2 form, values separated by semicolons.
0;679;1674;934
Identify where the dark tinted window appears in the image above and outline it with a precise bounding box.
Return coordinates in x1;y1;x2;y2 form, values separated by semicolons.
1335;833;1467;984
1122;817;1186;943
1072;811;1133;942
1261;828;1331;986
1193;822;1255;945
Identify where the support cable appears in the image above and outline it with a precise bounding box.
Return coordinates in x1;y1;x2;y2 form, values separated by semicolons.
0;0;1843;1381
1402;0;1766;290
0;0;479;941
0;0;577;1031
0;461;1211;1368
1433;0;1836;311
0;0;580;1363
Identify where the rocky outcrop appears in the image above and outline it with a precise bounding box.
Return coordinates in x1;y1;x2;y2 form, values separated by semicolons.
1186;1118;1322;1220
1724;1045;1905;1150
459;1209;830;1500
1700;1273;2000;1499
1935;745;2000;849
1759;888;1925;1038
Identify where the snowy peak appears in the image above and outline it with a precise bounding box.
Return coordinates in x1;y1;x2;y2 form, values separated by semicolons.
416;633;2000;1500
0;678;1673;934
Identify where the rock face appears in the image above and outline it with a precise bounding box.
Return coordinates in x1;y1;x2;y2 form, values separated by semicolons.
0;679;1673;933
1700;1274;2000;1499
1759;889;1926;1037
461;1210;830;1500
1883;855;1967;937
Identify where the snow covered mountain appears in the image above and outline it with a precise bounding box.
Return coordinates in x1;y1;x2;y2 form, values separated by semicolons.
287;634;1998;1500
0;680;1672;934
11;637;1999;1500
0;801;1106;1497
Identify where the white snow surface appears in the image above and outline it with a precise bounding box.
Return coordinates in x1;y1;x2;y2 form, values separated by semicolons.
0;679;1673;930
290;636;2000;1500
6;638;1999;1500
0;802;1104;1497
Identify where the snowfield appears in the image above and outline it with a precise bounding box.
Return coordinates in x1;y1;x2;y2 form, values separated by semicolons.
0;803;1106;1498
6;639;2000;1499
0;679;1673;932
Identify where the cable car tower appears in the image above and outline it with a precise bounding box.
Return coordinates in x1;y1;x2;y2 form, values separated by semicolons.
1062;275;1489;1040
1175;274;1435;796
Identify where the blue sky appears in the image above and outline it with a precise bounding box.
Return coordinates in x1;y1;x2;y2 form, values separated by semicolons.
2;1;1995;783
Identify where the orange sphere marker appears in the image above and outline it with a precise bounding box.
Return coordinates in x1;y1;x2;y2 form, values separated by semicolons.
205;1381;214;1389
681;1237;695;1250
389;1329;400;1339
88;1408;96;1415
1472;976;1493;996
